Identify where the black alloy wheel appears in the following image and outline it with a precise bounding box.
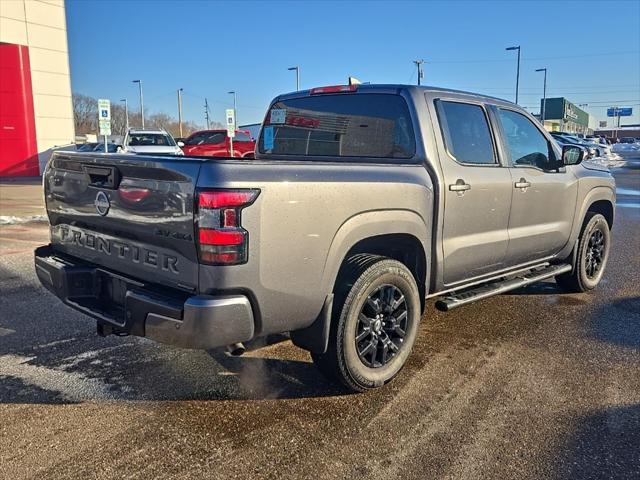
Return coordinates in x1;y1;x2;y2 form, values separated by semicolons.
585;228;605;279
355;284;408;368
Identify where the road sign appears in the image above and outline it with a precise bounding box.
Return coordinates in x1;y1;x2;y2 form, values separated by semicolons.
98;99;111;135
226;108;235;138
607;107;633;117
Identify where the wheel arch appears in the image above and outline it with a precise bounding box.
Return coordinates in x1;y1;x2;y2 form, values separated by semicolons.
557;186;615;262
587;199;614;229
320;209;431;309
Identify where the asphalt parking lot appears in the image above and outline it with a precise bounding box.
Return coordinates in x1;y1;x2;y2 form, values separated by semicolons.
1;158;639;479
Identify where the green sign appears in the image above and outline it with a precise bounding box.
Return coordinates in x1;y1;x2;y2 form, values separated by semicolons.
541;97;588;127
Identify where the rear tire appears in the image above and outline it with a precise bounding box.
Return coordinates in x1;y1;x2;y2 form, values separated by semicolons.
556;213;610;293
312;254;421;392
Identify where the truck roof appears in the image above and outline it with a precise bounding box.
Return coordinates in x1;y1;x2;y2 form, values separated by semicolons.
274;83;514;107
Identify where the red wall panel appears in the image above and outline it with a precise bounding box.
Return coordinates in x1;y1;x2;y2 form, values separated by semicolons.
0;43;39;177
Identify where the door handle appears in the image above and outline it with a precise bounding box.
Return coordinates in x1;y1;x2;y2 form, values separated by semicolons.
449;180;471;192
514;178;531;189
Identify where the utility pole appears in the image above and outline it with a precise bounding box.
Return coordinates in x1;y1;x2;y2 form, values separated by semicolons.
506;46;521;104
413;59;425;86
120;98;129;134
132;80;144;128
288;66;300;91
535;68;547;127
177;88;183;138
204;99;210;129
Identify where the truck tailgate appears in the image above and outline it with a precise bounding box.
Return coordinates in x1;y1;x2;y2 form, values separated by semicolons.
44;152;203;291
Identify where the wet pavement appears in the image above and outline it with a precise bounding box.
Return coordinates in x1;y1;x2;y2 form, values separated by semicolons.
1;158;639;479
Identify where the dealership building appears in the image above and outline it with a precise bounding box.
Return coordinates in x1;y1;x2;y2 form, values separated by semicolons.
0;0;74;177
540;97;590;135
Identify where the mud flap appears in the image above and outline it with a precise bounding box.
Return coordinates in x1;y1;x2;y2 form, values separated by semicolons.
290;294;333;354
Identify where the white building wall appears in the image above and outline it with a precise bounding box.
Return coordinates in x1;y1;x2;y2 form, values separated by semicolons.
0;0;75;171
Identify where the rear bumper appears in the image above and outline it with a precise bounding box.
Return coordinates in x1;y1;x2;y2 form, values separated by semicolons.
34;245;254;350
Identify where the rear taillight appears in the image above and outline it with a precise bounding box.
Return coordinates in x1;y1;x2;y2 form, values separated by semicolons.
118;186;150;203
196;189;259;265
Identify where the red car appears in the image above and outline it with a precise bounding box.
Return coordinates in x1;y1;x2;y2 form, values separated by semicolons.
179;130;255;158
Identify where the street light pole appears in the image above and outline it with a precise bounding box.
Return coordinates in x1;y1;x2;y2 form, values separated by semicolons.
535;68;547;128
506;46;521;104
177;88;183;138
204;99;210;129
288;66;300;91
132;80;144;128
228;90;237;126
120;98;129;134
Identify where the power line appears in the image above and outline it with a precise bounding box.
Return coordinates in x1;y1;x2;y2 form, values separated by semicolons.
428;50;639;64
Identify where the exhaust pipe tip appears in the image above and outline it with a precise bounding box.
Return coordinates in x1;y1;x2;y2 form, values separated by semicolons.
226;342;246;356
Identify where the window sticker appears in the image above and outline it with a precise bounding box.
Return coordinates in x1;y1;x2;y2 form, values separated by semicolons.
270;109;286;124
263;126;274;150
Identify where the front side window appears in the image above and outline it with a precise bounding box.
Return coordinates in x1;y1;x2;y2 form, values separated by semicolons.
436;101;496;165
259;93;415;160
498;109;553;169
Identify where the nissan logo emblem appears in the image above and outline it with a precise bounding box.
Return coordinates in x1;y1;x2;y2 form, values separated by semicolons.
94;191;110;216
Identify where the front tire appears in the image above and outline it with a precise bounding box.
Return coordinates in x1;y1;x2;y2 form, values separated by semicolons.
312;255;421;392
556;213;611;293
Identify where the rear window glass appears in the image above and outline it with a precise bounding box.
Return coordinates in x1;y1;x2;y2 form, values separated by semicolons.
258;93;415;160
127;133;176;146
185;132;226;145
234;132;252;142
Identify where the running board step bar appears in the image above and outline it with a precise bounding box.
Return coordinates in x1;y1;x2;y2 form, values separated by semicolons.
435;264;572;312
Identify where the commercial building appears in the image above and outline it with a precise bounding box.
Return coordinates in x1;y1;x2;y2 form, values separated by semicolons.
540;97;590;135
0;0;74;177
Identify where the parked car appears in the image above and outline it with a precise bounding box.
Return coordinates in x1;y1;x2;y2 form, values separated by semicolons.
178;129;255;158
35;84;615;392
550;132;610;157
612;141;640;153
619;137;638;144
120;128;183;156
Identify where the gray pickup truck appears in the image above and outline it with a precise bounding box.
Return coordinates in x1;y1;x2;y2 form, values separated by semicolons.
35;84;615;392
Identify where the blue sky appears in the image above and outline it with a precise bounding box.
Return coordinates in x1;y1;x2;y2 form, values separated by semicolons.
66;0;640;127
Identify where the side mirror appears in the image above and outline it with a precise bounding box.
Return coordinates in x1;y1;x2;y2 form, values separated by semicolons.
562;145;584;166
177;141;185;147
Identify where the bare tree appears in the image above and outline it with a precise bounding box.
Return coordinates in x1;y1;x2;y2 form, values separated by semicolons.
72;92;220;138
72;93;97;134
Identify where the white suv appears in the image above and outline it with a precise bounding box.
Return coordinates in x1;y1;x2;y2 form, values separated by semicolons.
120;129;183;156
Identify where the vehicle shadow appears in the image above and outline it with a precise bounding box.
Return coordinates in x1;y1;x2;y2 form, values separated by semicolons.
555;404;640;479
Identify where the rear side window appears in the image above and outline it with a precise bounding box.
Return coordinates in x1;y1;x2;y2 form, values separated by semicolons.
436;101;496;165
259;93;415;160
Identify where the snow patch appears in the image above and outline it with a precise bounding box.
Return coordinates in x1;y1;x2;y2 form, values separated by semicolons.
0;354;119;402
0;215;48;225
